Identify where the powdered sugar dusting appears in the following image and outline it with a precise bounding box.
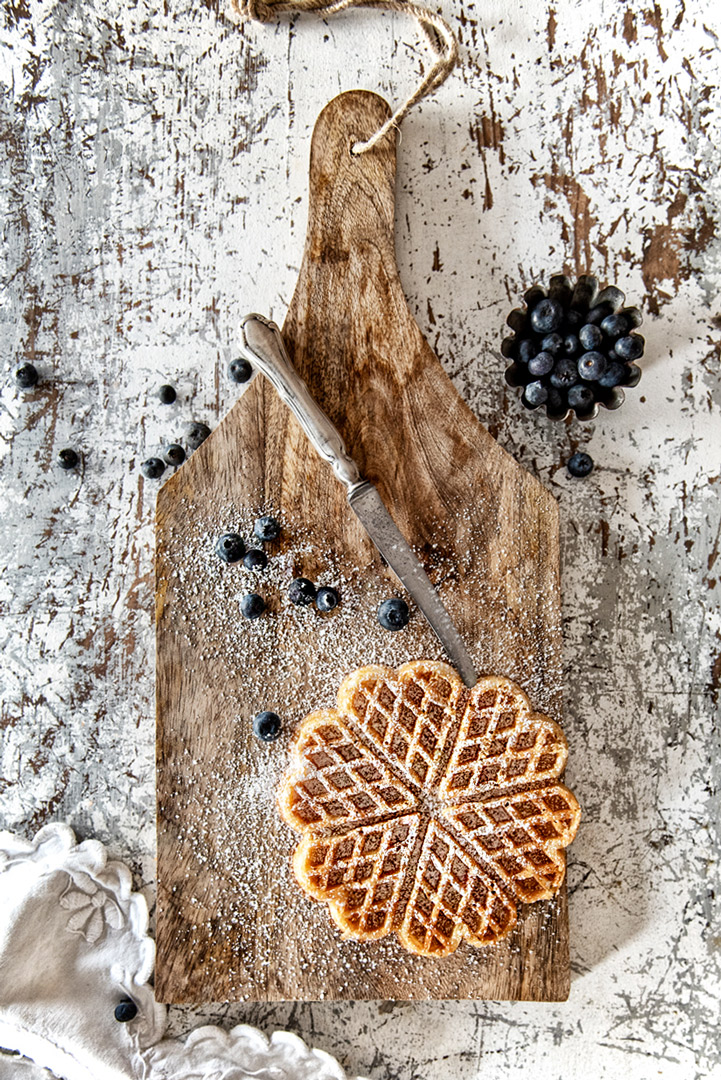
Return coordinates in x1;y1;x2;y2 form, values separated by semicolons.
156;495;567;999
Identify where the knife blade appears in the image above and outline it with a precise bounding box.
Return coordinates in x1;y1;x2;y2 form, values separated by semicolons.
238;313;478;688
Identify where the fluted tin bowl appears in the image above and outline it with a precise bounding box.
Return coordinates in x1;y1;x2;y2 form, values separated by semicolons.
503;274;643;422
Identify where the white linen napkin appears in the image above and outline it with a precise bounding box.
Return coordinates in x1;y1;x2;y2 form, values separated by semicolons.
0;824;365;1080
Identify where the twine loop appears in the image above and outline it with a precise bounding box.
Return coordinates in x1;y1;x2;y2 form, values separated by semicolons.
227;0;458;153
233;0;274;21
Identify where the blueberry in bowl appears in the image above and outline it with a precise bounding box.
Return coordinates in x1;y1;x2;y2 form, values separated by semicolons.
503;274;644;421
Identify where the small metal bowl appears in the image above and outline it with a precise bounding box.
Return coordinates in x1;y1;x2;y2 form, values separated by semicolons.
503;274;643;422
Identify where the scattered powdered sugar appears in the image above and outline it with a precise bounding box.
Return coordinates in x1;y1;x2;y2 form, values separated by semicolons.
157;497;568;1000
164;499;563;716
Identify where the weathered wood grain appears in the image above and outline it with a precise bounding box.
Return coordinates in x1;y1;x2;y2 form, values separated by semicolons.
155;90;567;1003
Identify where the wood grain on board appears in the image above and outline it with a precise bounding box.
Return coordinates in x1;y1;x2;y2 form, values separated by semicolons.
155;91;567;1003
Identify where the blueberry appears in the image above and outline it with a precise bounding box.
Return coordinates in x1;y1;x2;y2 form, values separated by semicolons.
597;361;627;388
522;380;548;408
216;532;245;563
585;302;615;325
600;313;631;338
185;421;211;449
595;285;625;311
540;333;564;357
253;710;281;742
564;309;584;331
254;515;281;541
243;548;268;571
530;298;564;334
141;457;166;479
549;357;578;389
164;443;186;466
578;351;607;381
527;350;554;376
517;338;537;363
377;597;410;631
241;593;265;619
567;452;594;478
288;577;316;606
614;334;644;361
567;384;595;412
578;324;603;351
229;358;252;384
316;586;339;612
57;448;80;470
15;363;39;389
158;384;176;404
563;334;580;357
114;999;138;1023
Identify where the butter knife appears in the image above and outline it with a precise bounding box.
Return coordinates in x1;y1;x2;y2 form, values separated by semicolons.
238;313;477;688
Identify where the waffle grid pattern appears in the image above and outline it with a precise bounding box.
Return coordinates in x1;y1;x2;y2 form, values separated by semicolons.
279;711;418;831
398;820;517;956
294;815;421;940
444;784;580;902
338;663;465;787
439;678;568;798
279;660;580;957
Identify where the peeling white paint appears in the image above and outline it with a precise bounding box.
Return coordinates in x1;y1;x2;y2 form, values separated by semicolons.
1;0;720;1077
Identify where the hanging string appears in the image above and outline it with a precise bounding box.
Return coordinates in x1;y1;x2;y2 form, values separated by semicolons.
227;0;458;153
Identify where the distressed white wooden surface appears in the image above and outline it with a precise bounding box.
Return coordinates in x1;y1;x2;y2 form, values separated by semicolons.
1;0;720;1076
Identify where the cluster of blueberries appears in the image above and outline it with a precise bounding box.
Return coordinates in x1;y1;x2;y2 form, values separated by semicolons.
216;514;341;621
504;277;644;420
142;360;253;478
216;514;411;742
216;515;411;632
18;346;607;483
12;363;220;476
141;387;211;478
217;515;289;744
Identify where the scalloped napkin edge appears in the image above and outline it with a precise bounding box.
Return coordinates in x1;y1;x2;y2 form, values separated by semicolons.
0;823;369;1080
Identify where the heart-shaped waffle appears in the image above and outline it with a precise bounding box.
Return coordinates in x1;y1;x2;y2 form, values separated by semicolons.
278;660;580;957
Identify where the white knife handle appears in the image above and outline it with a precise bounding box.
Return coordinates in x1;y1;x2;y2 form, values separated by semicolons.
239;314;362;492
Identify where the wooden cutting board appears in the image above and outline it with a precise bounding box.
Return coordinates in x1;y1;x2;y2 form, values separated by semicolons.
155;90;568;1003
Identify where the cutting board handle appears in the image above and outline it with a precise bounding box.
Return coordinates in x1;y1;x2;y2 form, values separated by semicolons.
283;90;440;466
302;91;396;268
